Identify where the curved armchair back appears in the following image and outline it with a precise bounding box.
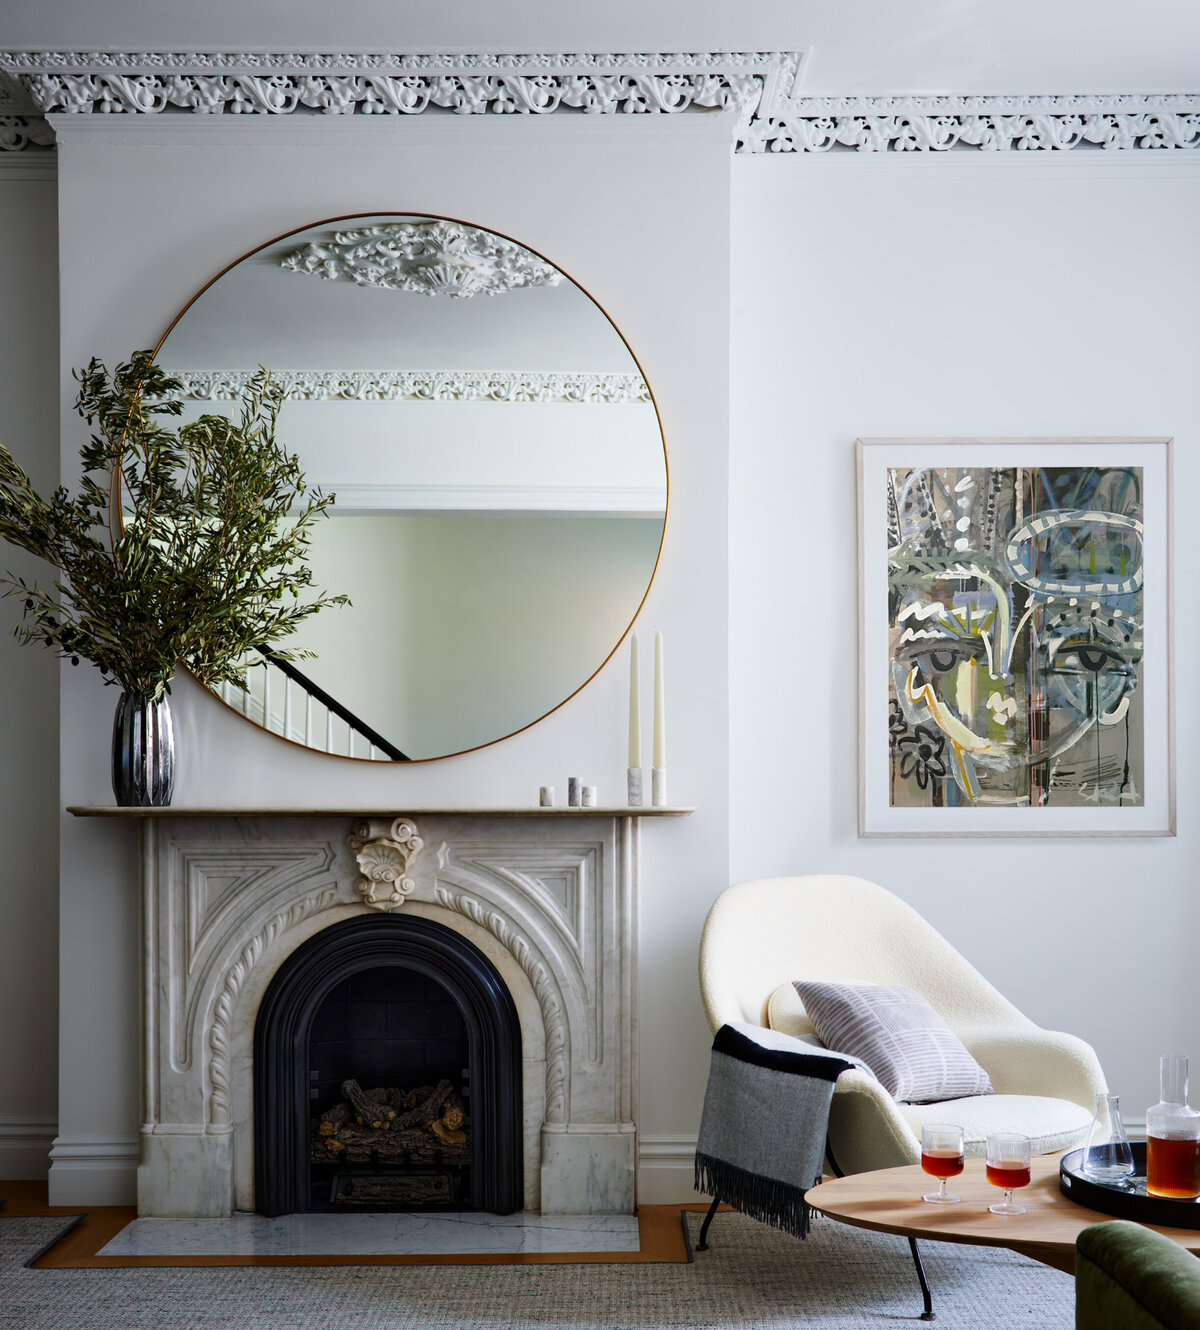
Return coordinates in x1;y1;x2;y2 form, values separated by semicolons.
699;875;1029;1041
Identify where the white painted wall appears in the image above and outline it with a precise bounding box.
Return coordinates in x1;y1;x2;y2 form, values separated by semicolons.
287;512;663;758
5;104;1197;1207
173;397;666;503
0;167;60;1179
45;114;731;1203
730;151;1200;1128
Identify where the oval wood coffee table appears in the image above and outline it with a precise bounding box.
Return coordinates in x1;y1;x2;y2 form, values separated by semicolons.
806;1155;1200;1319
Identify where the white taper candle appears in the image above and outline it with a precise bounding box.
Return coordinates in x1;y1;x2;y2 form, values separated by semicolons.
653;629;666;768
627;633;641;768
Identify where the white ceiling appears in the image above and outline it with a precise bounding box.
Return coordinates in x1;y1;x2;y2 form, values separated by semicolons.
4;0;1198;97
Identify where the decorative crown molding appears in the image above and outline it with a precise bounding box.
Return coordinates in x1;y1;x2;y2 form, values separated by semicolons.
0;115;54;151
165;368;652;405
741;93;1200;153
1;54;1195;155
0;73;53;151
0;49;799;150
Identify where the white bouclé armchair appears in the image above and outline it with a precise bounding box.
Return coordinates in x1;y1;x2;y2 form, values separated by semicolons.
699;875;1105;1175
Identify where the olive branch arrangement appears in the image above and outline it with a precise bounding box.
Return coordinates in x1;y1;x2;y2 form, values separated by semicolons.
0;351;347;701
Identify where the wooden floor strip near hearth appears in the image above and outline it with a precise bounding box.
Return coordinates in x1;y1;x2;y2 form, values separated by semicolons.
0;1184;697;1268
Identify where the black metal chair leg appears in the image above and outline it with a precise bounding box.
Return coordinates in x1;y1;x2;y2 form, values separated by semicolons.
824;1136;845;1179
694;1195;721;1251
908;1236;936;1320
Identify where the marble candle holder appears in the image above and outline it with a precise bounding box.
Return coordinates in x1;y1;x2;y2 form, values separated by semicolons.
627;767;643;807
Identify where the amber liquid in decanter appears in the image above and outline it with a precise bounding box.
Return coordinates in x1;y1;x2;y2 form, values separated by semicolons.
1146;1055;1200;1200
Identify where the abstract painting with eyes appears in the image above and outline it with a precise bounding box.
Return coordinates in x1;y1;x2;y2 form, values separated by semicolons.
886;465;1143;809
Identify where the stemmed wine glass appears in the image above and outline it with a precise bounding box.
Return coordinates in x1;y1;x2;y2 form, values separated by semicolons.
921;1123;965;1203
986;1132;1032;1215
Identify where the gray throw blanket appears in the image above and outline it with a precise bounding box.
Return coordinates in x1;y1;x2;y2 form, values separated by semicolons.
694;1022;855;1238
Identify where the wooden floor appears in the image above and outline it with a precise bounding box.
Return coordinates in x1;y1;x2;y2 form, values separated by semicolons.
0;1182;702;1268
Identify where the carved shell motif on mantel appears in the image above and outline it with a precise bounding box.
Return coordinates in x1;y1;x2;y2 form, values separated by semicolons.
346;817;424;911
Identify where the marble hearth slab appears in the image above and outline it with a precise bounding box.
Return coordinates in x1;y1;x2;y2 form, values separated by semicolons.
99;1212;641;1257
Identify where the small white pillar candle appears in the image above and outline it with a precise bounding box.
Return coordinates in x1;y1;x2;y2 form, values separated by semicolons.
627;633;641;769
653;629;666;769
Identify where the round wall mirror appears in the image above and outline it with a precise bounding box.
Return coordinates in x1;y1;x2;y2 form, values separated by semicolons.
156;214;667;761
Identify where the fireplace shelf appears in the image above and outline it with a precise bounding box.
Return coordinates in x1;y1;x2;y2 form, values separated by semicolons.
68;805;695;817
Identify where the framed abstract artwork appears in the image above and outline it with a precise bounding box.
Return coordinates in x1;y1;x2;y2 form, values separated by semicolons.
857;438;1174;837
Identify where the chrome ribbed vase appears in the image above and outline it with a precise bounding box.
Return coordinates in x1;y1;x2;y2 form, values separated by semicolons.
111;689;175;807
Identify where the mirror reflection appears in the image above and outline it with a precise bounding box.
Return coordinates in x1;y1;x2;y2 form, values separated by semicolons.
157;214;667;760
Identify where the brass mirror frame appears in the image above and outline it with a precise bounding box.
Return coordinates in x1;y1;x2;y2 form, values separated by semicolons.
153;211;669;763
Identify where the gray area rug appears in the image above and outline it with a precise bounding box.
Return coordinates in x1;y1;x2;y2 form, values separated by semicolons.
0;1212;1074;1329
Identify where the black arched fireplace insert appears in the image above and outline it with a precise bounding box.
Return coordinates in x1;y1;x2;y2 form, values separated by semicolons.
254;913;523;1216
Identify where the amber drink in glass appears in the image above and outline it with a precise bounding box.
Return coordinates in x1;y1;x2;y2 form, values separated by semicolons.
921;1123;964;1203
986;1132;1031;1215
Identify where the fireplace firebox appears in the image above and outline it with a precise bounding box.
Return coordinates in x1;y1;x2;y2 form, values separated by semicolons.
254;914;522;1216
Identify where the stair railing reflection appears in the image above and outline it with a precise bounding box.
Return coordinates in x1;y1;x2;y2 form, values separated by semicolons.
220;647;409;761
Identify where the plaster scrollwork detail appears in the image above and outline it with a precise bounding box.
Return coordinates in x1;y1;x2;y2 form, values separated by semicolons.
347;818;424;912
0;116;53;151
3;53;1196;156
435;885;569;1124
280;220;562;299
0;50;796;127
207;886;338;1125
166;368;651;406
741;94;1200;153
0;76;53;151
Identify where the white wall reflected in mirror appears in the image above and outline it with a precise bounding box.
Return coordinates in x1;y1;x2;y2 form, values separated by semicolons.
157;214;667;761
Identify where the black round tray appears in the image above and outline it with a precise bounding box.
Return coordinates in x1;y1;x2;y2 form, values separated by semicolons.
1060;1144;1200;1229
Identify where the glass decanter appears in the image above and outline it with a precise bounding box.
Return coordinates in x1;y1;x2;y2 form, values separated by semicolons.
1146;1054;1200;1199
1081;1093;1134;1184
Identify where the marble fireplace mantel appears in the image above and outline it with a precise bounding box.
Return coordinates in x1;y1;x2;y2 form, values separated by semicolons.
68;806;692;818
68;805;691;1219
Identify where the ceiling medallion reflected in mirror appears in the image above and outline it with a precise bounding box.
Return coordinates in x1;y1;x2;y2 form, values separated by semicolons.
155;213;667;762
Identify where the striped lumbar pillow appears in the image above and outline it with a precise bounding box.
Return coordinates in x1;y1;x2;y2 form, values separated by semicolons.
791;981;993;1103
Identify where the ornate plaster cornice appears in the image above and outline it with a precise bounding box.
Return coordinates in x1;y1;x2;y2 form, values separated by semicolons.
0;115;53;151
740;93;1200;153
0;49;797;146
1;53;1195;155
166;368;652;405
0;74;53;152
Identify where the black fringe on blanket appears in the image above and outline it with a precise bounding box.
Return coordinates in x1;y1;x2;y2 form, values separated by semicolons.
694;1152;815;1240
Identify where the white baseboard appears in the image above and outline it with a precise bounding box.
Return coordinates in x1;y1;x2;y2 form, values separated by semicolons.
0;1116;56;1181
638;1134;703;1204
47;1135;139;1205
36;1122;1138;1208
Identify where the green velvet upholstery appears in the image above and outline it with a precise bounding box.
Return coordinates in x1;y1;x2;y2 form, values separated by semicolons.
1076;1220;1200;1330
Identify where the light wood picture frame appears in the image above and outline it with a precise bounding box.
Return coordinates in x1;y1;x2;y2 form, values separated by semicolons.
857;438;1175;837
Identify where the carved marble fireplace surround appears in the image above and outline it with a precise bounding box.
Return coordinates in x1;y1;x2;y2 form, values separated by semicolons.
85;806;686;1219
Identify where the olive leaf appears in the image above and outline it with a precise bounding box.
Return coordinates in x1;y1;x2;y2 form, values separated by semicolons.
0;350;347;699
